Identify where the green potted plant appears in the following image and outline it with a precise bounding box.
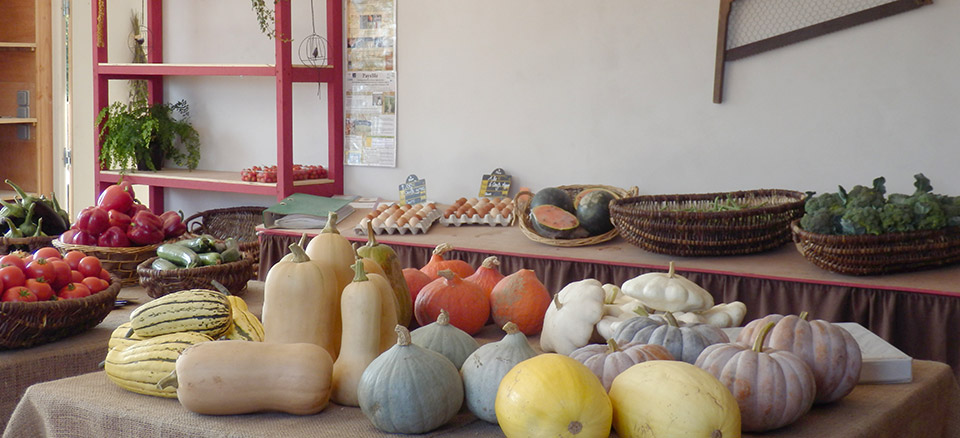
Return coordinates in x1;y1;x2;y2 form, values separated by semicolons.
96;99;201;172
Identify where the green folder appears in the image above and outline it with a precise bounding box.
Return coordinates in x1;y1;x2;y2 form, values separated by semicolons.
263;193;356;229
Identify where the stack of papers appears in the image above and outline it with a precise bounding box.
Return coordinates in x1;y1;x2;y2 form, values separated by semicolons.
263;194;356;229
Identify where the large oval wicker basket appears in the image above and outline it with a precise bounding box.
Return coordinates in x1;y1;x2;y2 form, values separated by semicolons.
0;278;121;350
791;220;960;275
137;255;254;298
517;185;638;247
53;239;163;286
610;189;807;256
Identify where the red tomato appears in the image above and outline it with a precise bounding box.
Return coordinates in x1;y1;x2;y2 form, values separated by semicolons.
2;286;37;302
81;277;109;293
0;254;26;270
58;283;91;299
98;268;112;282
63;251;87;270
0;266;26;288
70;270;84;284
77;257;103;278
25;278;55;301
48;260;72;289
25;258;56;281
32;247;62;261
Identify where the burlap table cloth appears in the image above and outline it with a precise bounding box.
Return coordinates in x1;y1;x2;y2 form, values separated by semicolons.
3;359;959;438
258;215;960;379
0;283;264;431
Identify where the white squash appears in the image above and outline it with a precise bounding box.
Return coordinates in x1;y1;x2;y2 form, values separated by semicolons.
674;301;747;328
621;261;713;313
540;279;606;355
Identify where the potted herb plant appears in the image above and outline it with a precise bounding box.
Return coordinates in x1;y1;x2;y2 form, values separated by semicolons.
96;99;201;172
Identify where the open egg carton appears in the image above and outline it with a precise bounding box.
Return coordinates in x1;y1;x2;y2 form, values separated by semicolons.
355;202;441;235
439;197;515;227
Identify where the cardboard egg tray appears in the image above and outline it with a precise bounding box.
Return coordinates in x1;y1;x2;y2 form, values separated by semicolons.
439;197;515;227
355;203;441;235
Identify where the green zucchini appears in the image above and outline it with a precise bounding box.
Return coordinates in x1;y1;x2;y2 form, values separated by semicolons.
157;243;200;268
197;252;222;266
151;258;180;271
220;247;242;263
178;236;212;253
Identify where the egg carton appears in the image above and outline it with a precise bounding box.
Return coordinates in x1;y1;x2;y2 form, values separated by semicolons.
440;197;516;227
439;213;514;227
354;203;442;235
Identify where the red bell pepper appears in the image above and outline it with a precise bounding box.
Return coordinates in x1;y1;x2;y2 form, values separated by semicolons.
127;202;150;217
75;207;110;236
108;209;132;230
160;210;186;239
132;210;163;229
73;231;99;246
96;184;134;215
98;226;131;247
127;212;164;246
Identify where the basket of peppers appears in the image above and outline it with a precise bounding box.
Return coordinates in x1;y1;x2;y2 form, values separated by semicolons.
1;179;72;254
53;182;188;286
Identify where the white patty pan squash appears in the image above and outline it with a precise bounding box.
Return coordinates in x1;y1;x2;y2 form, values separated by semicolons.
609;360;741;438
540;279;606;355
496;353;612;438
621;261;714;313
674;301;747;328
461;321;538;423
357;325;464;434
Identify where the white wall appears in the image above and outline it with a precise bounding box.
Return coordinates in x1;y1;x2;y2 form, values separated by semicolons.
73;0;960;217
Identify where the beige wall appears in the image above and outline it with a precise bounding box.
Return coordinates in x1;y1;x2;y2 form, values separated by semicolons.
70;0;960;217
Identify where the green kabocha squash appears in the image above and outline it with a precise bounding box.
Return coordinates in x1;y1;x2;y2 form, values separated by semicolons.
358;325;464;434
357;220;412;326
410;309;479;369
612;312;728;364
461;322;538;423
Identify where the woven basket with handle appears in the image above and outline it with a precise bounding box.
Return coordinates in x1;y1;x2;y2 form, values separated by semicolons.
517;184;639;247
137;255;254;298
184;206;265;278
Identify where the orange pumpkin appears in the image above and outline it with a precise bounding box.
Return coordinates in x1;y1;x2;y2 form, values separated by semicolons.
420;243;475;279
464;256;505;299
414;269;489;335
489;269;551;335
402;267;433;306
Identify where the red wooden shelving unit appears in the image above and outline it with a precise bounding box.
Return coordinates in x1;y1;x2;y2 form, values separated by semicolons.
92;0;344;211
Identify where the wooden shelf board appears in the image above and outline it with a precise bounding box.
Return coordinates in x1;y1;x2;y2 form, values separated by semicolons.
0;42;36;49
98;169;335;196
0;118;37;125
96;63;334;82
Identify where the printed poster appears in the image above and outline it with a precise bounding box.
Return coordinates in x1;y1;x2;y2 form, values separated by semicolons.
345;0;397;167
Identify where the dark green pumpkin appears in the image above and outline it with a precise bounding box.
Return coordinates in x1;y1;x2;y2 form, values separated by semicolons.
530;187;574;213
576;189;616;235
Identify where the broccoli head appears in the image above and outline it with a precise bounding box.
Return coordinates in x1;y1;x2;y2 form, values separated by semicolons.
940;196;960;227
840;177;886;209
910;192;947;230
800;209;841;234
804;192;845;215
913;173;933;195
879;203;915;233
840;207;883;235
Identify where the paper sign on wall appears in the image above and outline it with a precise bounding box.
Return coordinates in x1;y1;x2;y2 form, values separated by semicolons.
398;174;427;205
479;168;512;197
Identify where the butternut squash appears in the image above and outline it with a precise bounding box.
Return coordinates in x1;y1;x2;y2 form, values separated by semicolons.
357;221;412;326
305;212;356;294
158;340;333;415
262;243;339;357
366;270;399;353
331;260;383;406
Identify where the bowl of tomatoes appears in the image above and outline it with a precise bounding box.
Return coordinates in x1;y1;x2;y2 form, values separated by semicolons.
0;247;120;349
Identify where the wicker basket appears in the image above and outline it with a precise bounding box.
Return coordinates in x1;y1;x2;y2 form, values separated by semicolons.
791;220;960;275
0;278;121;350
184;206;265;278
0;235;57;254
52;239;162;286
610;189;807;256
137;255;254;298
517;185;639;247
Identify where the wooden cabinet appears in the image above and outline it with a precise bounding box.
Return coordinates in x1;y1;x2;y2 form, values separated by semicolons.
0;0;53;197
92;0;344;210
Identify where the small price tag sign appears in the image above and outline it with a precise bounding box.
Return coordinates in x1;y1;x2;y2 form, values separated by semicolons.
479;168;512;197
398;174;427;205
